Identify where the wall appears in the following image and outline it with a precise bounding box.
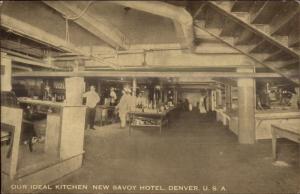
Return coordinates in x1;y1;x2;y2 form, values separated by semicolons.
13;78;43;97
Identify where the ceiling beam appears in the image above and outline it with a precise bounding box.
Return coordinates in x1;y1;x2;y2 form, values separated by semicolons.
87;50;252;68
263;49;283;61
75;43;184;57
213;78;237;87
208;1;299;57
1;39;45;57
43;1;129;50
250;53;270;61
231;1;254;12
1;14;87;55
1;48;44;62
89;41;241;55
219;19;237;37
288;29;300;47
12;64;33;72
247;40;265;53
194;43;239;54
194;26;219;42
234;29;253;45
194;21;299;84
269;6;300;35
285;70;299;78
193;2;207;19
267;59;299;69
12;71;282;78
250;1;269;24
1;52;60;69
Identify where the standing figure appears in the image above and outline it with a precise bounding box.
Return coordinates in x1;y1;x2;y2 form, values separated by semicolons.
203;95;208;113
188;102;193;112
184;99;189;111
136;91;148;109
199;96;207;114
83;85;100;130
116;86;132;128
110;87;117;106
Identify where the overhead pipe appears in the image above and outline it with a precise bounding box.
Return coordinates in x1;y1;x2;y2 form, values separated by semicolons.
1;51;61;70
12;64;33;72
112;1;194;50
1;14;119;70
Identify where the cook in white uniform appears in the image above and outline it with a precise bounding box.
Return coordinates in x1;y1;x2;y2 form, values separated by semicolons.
83;85;100;130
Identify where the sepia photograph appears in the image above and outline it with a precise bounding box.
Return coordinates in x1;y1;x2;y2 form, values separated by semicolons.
0;0;300;194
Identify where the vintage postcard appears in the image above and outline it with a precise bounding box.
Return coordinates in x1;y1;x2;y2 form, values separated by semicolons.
1;1;299;194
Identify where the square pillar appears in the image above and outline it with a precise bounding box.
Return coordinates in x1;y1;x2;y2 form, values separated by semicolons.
65;77;85;106
160;80;164;103
225;85;231;111
237;68;256;144
216;89;222;108
174;87;178;104
97;80;101;94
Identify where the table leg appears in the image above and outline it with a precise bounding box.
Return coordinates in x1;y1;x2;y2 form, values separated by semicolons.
100;109;103;126
271;127;277;161
129;114;132;136
167;118;169;128
160;116;162;135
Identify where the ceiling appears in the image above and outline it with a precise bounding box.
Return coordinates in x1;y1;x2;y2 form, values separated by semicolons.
1;0;299;87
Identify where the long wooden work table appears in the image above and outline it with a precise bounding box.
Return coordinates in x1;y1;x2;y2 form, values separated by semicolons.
128;107;176;135
216;109;300;140
271;124;300;162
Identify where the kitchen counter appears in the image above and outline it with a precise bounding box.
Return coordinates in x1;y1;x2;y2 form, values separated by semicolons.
216;109;300;139
128;107;176;135
18;97;84;108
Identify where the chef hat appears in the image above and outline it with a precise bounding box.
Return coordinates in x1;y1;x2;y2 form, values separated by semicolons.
124;87;131;93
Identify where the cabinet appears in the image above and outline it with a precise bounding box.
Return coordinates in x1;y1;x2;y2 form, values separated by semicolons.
1;101;86;193
52;80;65;102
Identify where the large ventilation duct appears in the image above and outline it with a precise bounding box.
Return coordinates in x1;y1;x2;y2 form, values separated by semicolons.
112;1;194;50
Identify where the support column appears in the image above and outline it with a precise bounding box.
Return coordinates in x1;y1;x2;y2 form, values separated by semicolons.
206;90;210;112
174;87;178;105
1;54;12;92
97;80;101;94
132;78;137;97
294;87;300;109
216;89;222;108
160;80;163;103
225;85;231;111
65;77;85;106
237;68;256;144
211;90;216;111
164;90;168;103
